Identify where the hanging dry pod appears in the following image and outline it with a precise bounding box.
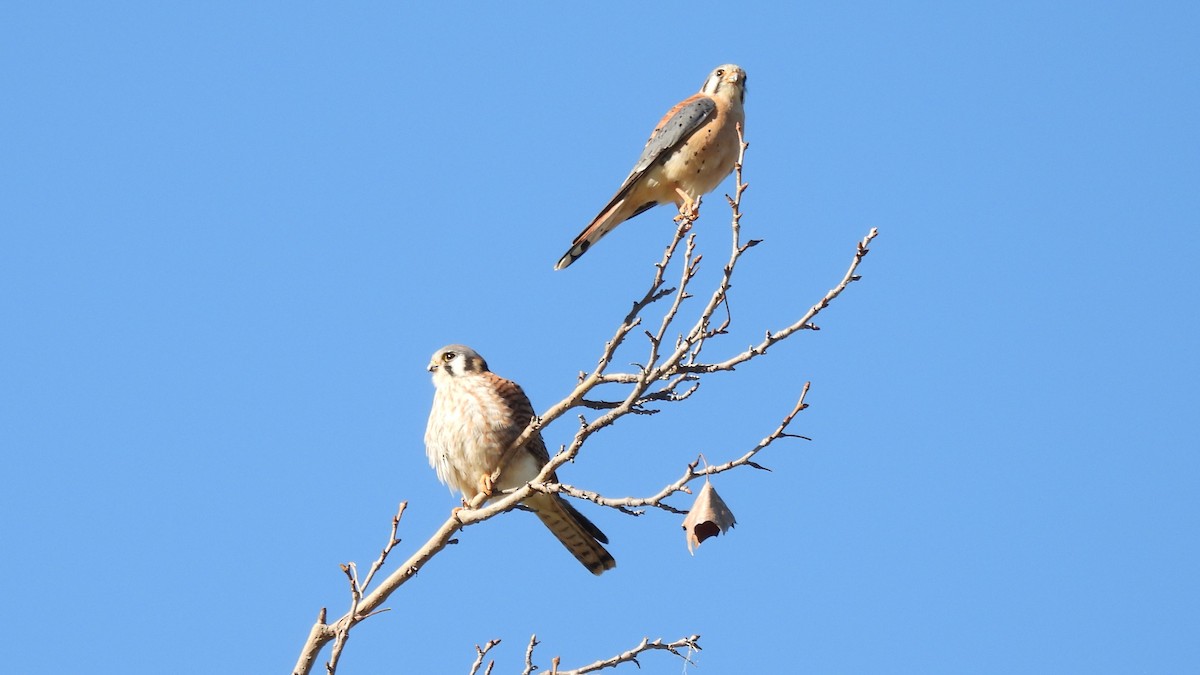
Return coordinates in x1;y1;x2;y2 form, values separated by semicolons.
682;479;737;554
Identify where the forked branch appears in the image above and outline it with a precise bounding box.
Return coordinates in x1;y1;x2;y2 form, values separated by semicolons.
292;130;877;674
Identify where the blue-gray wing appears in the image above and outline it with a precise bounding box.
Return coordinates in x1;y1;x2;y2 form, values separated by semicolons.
629;95;717;177
555;95;718;270
590;96;716;219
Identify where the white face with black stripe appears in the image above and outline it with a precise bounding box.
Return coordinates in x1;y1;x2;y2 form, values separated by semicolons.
427;344;490;382
701;64;747;103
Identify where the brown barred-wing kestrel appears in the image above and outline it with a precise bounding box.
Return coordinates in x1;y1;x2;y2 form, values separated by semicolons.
554;64;747;270
424;344;616;575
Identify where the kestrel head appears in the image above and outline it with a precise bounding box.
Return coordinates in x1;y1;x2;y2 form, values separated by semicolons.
427;344;489;383
701;64;747;104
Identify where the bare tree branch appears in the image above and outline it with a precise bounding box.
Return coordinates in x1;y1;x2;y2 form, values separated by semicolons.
543;634;702;675
536;383;812;515
513;634;701;675
468;639;502;675
292;129;878;674
360;502;405;591
522;634;539;675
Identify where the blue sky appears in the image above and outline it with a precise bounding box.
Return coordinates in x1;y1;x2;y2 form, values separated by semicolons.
3;2;1198;673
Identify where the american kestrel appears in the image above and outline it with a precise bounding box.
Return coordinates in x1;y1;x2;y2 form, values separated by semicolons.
554;64;748;270
424;345;616;575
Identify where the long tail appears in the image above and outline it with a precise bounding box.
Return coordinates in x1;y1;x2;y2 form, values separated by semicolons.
554;197;629;270
555;194;663;270
528;493;616;575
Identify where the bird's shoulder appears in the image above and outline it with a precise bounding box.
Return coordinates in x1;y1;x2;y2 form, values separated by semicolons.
650;92;716;138
478;371;536;415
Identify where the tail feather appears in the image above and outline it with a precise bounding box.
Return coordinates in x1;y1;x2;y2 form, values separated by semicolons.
528;493;616;575
554;199;628;270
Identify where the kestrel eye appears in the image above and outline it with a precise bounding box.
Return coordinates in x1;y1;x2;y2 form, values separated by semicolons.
442;352;456;362
716;69;725;77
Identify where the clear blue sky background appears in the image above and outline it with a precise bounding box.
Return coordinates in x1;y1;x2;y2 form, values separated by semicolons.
3;2;1197;673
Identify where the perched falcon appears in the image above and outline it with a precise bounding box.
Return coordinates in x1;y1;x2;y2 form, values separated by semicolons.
554;64;748;270
424;344;616;575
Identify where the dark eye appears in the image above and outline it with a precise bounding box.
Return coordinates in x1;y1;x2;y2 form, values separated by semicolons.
715;69;725;76
442;351;456;362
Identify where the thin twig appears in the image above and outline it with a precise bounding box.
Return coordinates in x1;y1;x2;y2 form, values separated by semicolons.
522;634;539;675
468;639;502;675
543;635;703;675
532;384;811;515
359;502;406;592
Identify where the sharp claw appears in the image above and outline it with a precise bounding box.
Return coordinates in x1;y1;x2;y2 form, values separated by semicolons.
674;189;699;220
478;473;495;497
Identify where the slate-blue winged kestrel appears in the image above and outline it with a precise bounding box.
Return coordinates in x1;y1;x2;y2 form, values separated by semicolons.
554;64;747;270
424;345;616;575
